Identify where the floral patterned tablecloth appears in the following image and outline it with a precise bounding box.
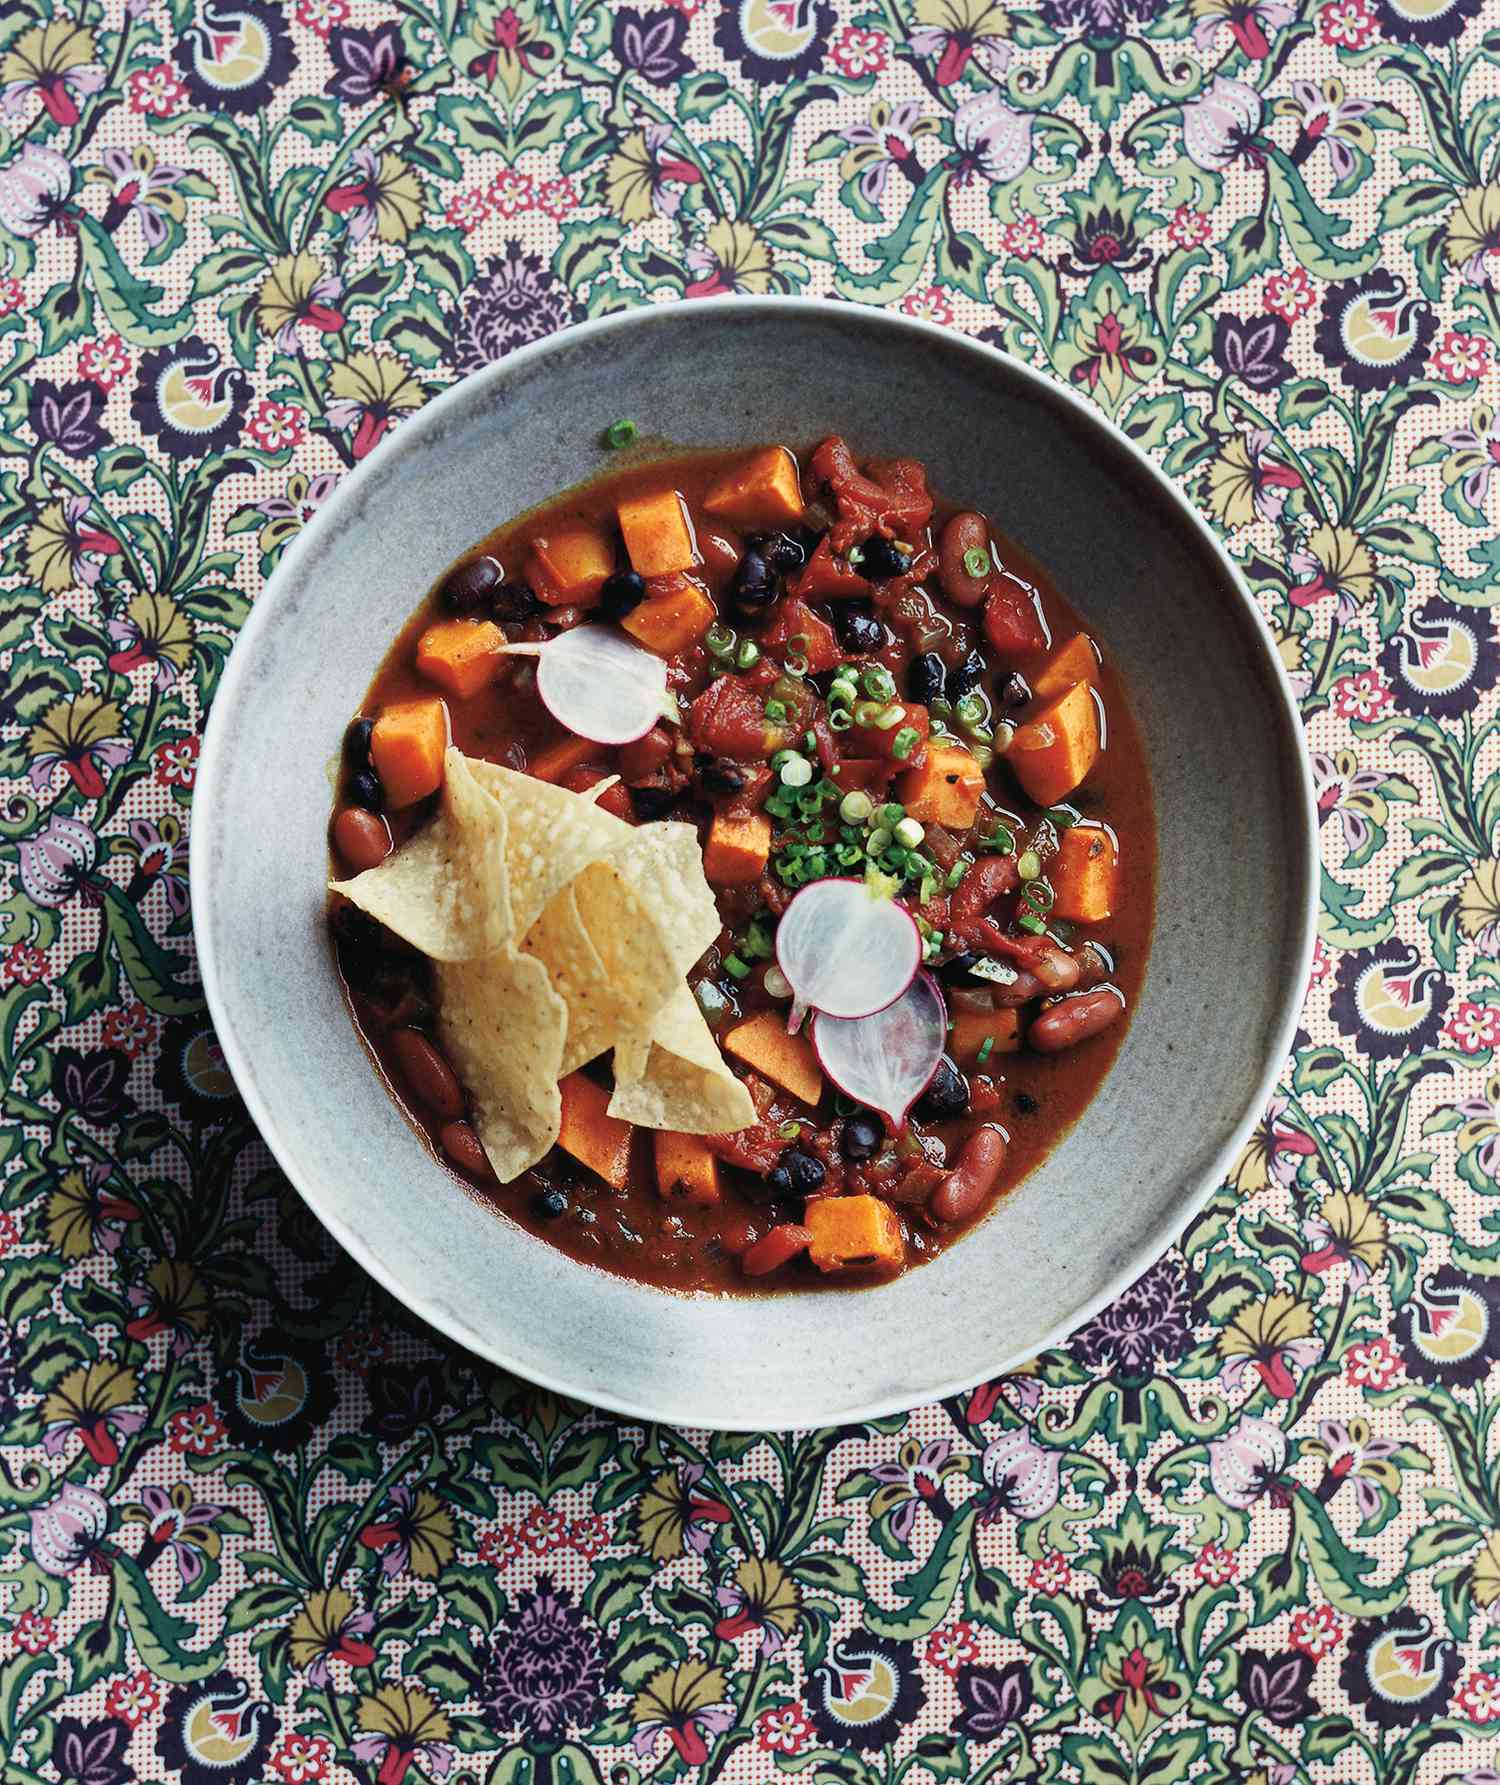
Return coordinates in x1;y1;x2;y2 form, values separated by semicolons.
4;0;1500;1773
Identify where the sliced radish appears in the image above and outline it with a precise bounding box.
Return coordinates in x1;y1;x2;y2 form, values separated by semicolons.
775;877;921;1029
500;625;674;745
813;973;948;1134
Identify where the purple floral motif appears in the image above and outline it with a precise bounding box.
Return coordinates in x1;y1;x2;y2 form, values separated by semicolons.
1208;1416;1290;1509
453;243;579;375
1045;0;1161;29
0;144;74;236
29;379;109;458
325;23;408;101
366;1360;448;1442
126;1483;227;1587
1238;1648;1317;1724
611;7;692;84
480;1576;606;1738
953;1661;1033;1737
951;91;1031;186
52;1717;132;1785
1070;1256;1192;1375
977;1427;1061;1522
30;1483;112;1575
1182;78;1265;170
118;817;190;917
90;145;191;248
1213;314;1294;391
869;1439;961;1544
1315;271;1437;393
51;1045;134;1123
19;815;99;908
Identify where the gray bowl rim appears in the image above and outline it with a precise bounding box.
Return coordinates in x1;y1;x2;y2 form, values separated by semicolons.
193;295;1318;1430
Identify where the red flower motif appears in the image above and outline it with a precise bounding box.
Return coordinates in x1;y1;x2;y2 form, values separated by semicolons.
1318;0;1375;46
1444;1000;1500;1055
167;1401;228;1456
1345;1335;1401;1389
1026;1549;1073;1593
1332;669;1393;722
247;398;307;451
445;188;491;232
1;941;47;987
523;1504;568;1552
106;1670;161;1727
1308;937;1332;988
128;61;188;116
830;24;888;76
1004;214;1044;259
1263;266;1315;322
1193;1543;1239;1585
477;1523;525;1567
79;334;130;390
569;1513;611;1557
535;177;577;221
13;1610;56;1655
1289;1602;1345;1657
0;276;23;314
925;1621;979;1674
272;1732;334;1783
1168;206;1211;248
488;169;534;217
154;734;200;788
0;1212;19;1257
755;1703;813;1755
1429;329;1493;384
334;1324;388;1375
1457;1671;1500;1724
295;0;349;35
103;1002;159;1060
902;286;954;326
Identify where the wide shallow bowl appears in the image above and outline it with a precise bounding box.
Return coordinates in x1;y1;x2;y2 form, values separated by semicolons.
194;297;1315;1431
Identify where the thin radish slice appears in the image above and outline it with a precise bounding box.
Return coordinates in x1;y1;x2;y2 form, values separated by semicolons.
813;973;948;1134
775;877;921;1029
500;625;674;746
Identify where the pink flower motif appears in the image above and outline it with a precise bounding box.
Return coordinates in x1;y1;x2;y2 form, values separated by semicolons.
1263;266;1315;321
13;1610;56;1654
154;733;200;788
1318;0;1375;46
754;1703;813;1755
535;177;577;221
477;1523;525;1566
128;62;188;117
952;90;1031;186
79;334;130;389
830;24;888;76
1429;330;1493;384
1168;206;1212;248
1444;1000;1500;1055
979;1426;1061;1521
1308;936;1332;988
1289;1602;1345;1657
102;1002;158;1060
295;0;349;36
1194;1543;1239;1584
0;1211;19;1256
1027;1549;1072;1593
487;168;534;217
1457;1672;1500;1724
1004;213;1044;258
1332;668;1394;722
925;1621;979;1674
1209;1415;1290;1509
523;1504;569;1553
569;1513;611;1557
1345;1335;1401;1389
106;1671;161;1727
30;1483;111;1575
0;275;23;313
167;1401;227;1456
445;188;491;232
902;286;954;327
1;941;47;987
248;398;308;451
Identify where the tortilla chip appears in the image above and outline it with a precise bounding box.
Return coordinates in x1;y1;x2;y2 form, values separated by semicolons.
610;984;755;1134
525;884;632;1076
465;758;627;936
331;748;511;961
598;823;722;975
436;949;567;1181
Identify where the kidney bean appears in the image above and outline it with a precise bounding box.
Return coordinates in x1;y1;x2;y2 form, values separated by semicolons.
1029;987;1125;1053
937;512;993;608
950;853;1020;950
929;1126;1007;1223
1002;936;1081;992
741;1222;814;1277
438;1119;490;1176
332;806;391;872
991;969;1046;1007
699;530;743;578
391;1028;465;1118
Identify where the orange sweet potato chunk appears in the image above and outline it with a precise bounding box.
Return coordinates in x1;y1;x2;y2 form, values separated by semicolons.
526;524;615;605
723;1011;822;1106
1008;681;1099;807
558;1072;632;1190
703;813;771;887
370;697;449;808
620;575;716;656
896;743;984;829
654;1131;721;1207
618;489;697;578
1049;822;1118;923
703;447;804;529
806;1194;904;1273
415;619;506;701
1031;632;1099;704
948;1006;1023;1068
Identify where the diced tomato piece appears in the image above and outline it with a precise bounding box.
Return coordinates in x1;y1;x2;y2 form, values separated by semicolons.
723;764;773;820
811;436;934;552
619;724;673;784
983;576;1049;659
560;764;633;821
763;598;841;674
687;674;774;761
790;538;872;602
830;757;898;798
849;702;929;764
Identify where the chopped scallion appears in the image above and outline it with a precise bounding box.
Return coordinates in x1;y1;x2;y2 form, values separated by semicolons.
840;790;874;823
1017;849;1041;881
963;545;991;579
765;699;787;722
723;953;750;979
976;1036;994;1064
736;640;761;669
602;417;638;449
875;705;905;731
891;726;919;760
861;665;896;701
1017;912;1047;935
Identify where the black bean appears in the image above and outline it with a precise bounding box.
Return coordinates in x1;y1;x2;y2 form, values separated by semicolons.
599;569;646;621
767;1148;826;1196
909;652;946;706
344;716;374;766
490;579;538;622
835;607;883;654
532;1187;568;1219
1014;1091;1039;1115
859;535;911;579
731;549;776;610
841;1114;882;1161
630;785;675;821
750;532;808;574
347;767;384;812
916;1055;969;1120
696;757;746;798
441;554;501;614
946;649;987;701
997;672;1032;712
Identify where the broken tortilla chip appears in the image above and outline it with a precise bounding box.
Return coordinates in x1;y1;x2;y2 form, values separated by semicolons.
436;949;567;1180
465;758;627;936
524;882;658;1076
610;984;755;1134
331;748;510;961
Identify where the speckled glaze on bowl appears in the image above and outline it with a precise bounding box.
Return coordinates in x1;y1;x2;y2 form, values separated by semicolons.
193;298;1316;1432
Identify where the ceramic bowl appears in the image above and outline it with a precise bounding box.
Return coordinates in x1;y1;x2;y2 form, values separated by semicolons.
193;298;1316;1431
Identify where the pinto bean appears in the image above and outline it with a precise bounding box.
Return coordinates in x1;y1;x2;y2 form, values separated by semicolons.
438;1119;489;1176
391;1028;465;1118
1029;987;1125;1053
332;806;391;872
929;1126;1007;1223
937;512;993;608
741;1222;814;1278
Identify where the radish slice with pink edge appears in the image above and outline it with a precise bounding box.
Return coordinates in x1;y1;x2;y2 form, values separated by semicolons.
812;972;948;1135
499;626;675;746
775;877;921;1030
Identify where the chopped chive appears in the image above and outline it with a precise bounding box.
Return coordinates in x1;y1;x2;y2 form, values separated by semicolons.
705;623;736;660
840;790;874;823
828;708;853;730
875;705;905;731
1046;805;1080;829
765;699;787;722
723;953;750;979
861;665;896;701
602;417;638;449
945;861;968;889
804;730;817;751
784;653;809;677
976;1036;994;1064
892;726;919;760
1017;912;1047;935
853;699;884;727
877;802;905;829
1017;848;1041;881
963;546;991;579
736;640;761;669
778;1120;802;1139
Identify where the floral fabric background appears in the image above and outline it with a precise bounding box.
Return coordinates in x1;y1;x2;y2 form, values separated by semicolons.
2;0;1500;1772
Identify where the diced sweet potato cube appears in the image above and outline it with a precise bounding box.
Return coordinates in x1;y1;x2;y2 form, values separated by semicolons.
415;618;506;701
723;1012;822;1106
806;1194;904;1273
620;574;716;656
529;734;602;784
558;1072;632;1190
526;523;616;606
618;489;698;578
790;537;872;601
654;1132;721;1207
1031;632;1099;703
1008;681;1099;807
370;697;448;808
1050;822;1118;923
896;743;984;829
704;813;771;886
703;447;804;529
948;1006;1023;1068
